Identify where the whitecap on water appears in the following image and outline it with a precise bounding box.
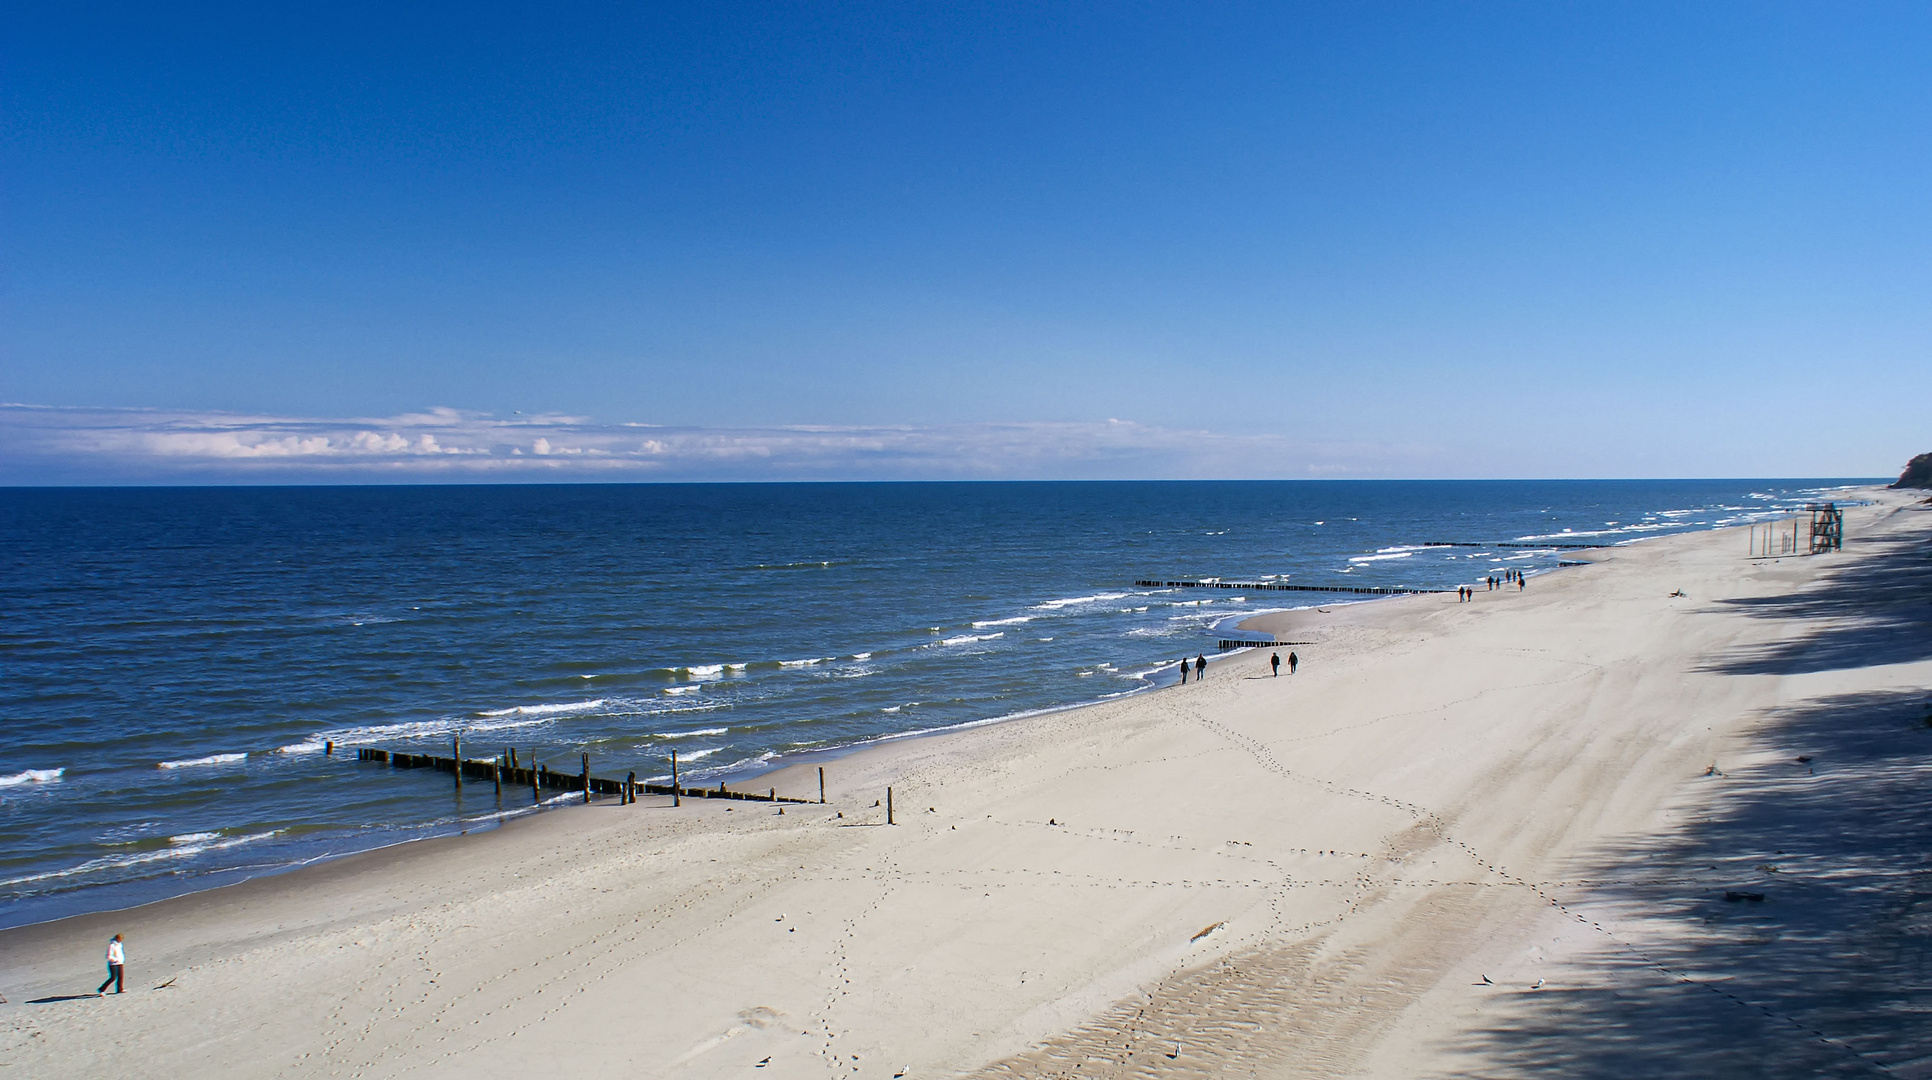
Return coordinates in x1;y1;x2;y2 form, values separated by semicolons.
477;699;607;719
0;767;64;787
158;753;247;769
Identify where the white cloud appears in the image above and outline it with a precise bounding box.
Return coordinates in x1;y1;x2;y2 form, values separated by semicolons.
0;403;1437;483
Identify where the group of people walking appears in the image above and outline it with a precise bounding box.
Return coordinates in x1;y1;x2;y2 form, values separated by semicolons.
1457;569;1527;602
1176;650;1298;683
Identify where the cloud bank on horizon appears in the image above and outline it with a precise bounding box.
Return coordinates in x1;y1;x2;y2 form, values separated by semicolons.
0;404;1422;484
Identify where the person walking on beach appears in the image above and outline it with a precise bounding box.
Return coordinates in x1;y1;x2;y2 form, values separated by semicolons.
97;934;124;996
1271;652;1280;676
1195;654;1207;681
1179;657;1188;684
1288;651;1299;674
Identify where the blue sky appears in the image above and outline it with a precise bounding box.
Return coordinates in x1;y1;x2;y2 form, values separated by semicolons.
3;2;1926;482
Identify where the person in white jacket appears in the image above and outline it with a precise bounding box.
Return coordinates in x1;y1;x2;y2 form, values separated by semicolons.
96;934;124;995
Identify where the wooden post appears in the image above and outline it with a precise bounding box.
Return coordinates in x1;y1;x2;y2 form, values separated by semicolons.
532;759;541;805
627;771;636;805
886;787;894;825
718;781;727;797
493;755;502;797
769;787;775;802
325;740;333;757
671;749;681;807
819;766;825;804
453;735;462;788
582;753;591;804
510;747;518;770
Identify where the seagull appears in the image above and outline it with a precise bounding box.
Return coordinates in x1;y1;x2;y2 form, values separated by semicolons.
1474;975;1492;985
1530;979;1545;989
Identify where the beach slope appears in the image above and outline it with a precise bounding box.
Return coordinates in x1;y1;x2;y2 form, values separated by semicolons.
3;489;1927;1078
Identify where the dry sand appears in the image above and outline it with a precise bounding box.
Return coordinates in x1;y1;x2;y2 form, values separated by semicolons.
4;487;1929;1078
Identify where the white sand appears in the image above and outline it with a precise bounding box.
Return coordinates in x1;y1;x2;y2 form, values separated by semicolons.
4;488;1927;1078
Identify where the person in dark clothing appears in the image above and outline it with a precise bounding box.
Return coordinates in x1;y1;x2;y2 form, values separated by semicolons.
1179;657;1188;684
1195;654;1207;680
1270;652;1280;676
97;934;124;995
1287;652;1298;674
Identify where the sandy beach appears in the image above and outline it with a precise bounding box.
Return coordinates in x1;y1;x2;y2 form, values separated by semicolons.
4;487;1927;1078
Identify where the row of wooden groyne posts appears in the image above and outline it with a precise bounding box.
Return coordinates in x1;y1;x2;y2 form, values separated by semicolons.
353;741;825;808
1141;542;1604;598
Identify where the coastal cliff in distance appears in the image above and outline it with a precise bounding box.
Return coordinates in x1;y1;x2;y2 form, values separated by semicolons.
1892;453;1932;489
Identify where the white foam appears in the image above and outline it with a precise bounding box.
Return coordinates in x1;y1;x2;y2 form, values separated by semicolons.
724;663;747;671
477;699;607;719
882;705;902;712
850;652;872;660
677;747;722;763
313;712;556;747
971;616;1034;627
158;753;247;769
780;657;833;667
276;741;327;755
1347;552;1414;564
664;684;702;695
169;832;220;844
1032;592;1130;610
938;632;1003;646
684;664;724;678
0;767;64;787
0;829;284;889
660;727;729;739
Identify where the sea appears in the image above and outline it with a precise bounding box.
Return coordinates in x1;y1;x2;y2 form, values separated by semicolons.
0;479;1870;929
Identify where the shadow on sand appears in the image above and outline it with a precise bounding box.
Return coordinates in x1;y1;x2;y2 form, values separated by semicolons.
1698;517;1932;675
1448;687;1932;1077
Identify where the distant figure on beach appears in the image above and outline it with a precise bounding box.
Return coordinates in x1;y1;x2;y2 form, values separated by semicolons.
1195;654;1207;680
97;934;124;996
1179;657;1188;684
1270;652;1280;676
1518;575;1525;591
1288;652;1298;674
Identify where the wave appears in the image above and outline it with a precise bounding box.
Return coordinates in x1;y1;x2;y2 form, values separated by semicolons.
683;664;724;678
971;616;1034;627
309;710;561;748
1347;552;1414;563
477;699;607;719
276;740;327;755
158;753;248;769
169;831;220;844
850;652;872;660
937;632;1003;646
780;657;833;667
659;727;729;739
676;746;722;763
664;684;702;695
0;767;64;787
0;829;285;890
1032;592;1131;610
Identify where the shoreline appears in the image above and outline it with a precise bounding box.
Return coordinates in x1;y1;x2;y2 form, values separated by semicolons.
9;486;1923;1078
0;516;1778;934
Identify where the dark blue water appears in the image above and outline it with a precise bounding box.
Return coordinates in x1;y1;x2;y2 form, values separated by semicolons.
0;480;1866;927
